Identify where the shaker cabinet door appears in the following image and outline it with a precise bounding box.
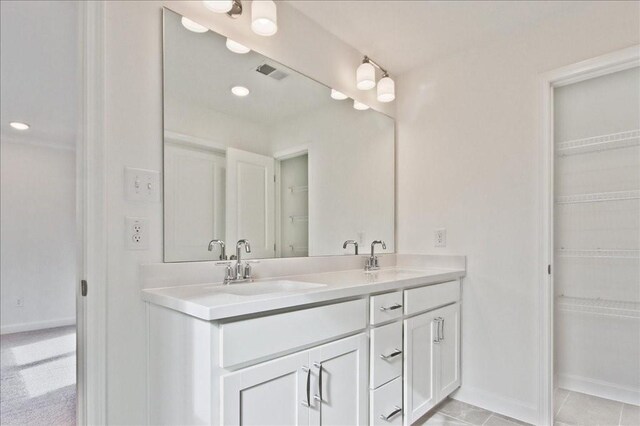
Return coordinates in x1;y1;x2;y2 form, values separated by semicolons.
436;303;461;398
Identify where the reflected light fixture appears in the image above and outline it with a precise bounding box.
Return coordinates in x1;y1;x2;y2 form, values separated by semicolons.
10;121;30;130
251;0;278;36
330;89;348;100
356;56;396;103
353;100;369;111
226;38;250;54
181;17;208;33
203;1;234;13
231;86;250;97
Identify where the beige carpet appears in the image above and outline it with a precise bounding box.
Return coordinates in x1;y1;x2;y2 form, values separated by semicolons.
0;325;76;425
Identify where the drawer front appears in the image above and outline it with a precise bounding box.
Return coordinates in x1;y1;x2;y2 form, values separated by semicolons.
220;298;367;368
404;281;460;316
370;291;404;325
370;321;402;389
370;377;403;426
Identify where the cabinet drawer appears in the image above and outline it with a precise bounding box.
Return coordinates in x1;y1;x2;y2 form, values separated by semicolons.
370;377;403;426
370;291;403;325
404;281;459;316
220;299;366;368
370;321;402;389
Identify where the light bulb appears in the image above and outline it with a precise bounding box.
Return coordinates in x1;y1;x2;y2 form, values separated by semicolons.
226;38;250;54
353;100;369;110
377;76;395;102
9;122;30;130
203;0;234;13
231;86;250;97
251;0;278;36
330;89;348;100
356;62;375;90
181;17;208;33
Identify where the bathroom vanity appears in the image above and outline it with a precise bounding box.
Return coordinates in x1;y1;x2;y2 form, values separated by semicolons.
143;264;464;425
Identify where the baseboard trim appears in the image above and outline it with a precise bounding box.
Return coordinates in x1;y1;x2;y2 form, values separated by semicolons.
0;317;76;335
452;384;539;425
558;373;640;406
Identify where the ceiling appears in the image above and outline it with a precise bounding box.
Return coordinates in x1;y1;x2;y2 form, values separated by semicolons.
164;9;333;127
287;1;590;75
0;1;78;148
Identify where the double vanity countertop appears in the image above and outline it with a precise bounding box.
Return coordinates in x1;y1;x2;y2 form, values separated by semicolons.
141;266;465;321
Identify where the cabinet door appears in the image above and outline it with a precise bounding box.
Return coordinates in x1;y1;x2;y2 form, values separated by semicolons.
436;303;460;399
309;334;368;426
221;351;311;426
403;312;438;425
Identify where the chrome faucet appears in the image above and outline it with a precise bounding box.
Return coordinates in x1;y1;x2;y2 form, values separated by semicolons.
208;239;227;260
365;240;386;271
217;239;254;284
343;240;359;255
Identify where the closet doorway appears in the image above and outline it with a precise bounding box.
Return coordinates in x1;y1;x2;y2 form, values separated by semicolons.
541;46;640;426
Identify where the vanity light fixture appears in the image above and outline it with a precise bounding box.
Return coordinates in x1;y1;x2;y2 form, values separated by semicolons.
330;89;348;100
231;86;250;97
357;56;396;103
9;121;30;130
353;100;369;111
203;0;243;18
181;17;208;33
226;38;250;54
251;0;278;36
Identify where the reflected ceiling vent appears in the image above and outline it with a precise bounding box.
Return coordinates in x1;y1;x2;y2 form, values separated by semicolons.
256;63;288;80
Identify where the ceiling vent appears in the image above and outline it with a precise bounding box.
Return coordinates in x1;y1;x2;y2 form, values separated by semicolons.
256;63;288;80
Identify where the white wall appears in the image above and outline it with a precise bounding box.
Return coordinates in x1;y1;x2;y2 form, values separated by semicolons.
0;141;76;333
395;2;640;423
102;1;393;423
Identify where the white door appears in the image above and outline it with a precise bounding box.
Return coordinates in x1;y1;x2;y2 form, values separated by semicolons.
164;144;226;261
435;303;461;398
403;311;438;425
226;147;275;259
309;334;368;426
221;351;311;426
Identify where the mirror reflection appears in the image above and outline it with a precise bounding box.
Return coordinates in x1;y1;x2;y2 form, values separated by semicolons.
163;9;395;262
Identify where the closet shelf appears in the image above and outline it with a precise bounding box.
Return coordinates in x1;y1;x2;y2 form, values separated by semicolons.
557;295;640;318
556;249;640;259
288;185;308;193
288;215;309;223
556;129;639;156
555;190;640;204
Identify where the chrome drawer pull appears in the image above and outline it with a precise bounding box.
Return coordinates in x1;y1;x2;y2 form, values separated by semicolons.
380;406;402;421
379;349;402;360
301;366;311;407
380;303;402;311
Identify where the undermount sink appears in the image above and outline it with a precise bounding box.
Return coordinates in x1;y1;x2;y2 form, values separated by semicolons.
218;280;326;296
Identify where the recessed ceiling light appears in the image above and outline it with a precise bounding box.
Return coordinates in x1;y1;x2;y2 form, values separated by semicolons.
330;89;348;100
10;122;30;130
353;100;369;111
181;17;208;33
226;38;250;54
231;86;250;97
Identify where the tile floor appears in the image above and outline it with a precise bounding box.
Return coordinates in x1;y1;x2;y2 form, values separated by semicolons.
417;398;531;426
554;388;640;426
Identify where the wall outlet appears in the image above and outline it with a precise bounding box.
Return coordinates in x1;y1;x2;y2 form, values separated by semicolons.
124;167;160;202
16;297;24;308
126;217;149;250
434;228;447;247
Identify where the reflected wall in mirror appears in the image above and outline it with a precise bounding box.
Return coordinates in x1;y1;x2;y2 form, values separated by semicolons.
163;8;395;262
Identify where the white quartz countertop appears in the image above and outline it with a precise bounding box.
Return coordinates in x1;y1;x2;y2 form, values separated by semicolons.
141;266;465;321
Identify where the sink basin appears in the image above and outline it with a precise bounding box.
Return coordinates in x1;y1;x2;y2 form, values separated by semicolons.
218;280;326;296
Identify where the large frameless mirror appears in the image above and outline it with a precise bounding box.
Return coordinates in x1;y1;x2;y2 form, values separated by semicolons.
162;8;395;262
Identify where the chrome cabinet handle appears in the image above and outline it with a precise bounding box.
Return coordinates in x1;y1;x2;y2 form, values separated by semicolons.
301;366;311;407
440;318;445;342
380;303;402;311
313;362;323;402
433;317;442;343
379;349;402;360
379;406;402;421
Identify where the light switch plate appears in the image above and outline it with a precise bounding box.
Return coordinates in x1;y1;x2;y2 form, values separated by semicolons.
124;167;160;202
126;217;149;250
434;228;447;247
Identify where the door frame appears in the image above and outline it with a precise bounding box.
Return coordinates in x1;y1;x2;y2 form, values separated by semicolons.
538;45;639;426
77;1;108;424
